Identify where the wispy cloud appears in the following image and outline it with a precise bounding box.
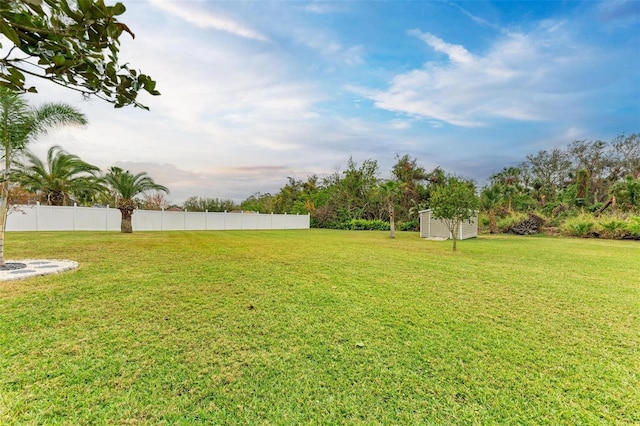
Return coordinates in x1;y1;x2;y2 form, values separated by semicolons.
303;1;352;15
147;0;269;42
408;30;474;64
447;2;506;33
353;24;592;128
291;26;364;66
596;0;640;25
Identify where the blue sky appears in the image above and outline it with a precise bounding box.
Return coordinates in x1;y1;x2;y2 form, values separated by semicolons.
17;0;640;203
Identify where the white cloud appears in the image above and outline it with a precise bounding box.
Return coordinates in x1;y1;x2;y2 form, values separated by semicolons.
447;3;505;33
355;25;593;128
389;119;412;130
292;27;364;66
147;0;269;42
304;2;352;15
408;30;474;64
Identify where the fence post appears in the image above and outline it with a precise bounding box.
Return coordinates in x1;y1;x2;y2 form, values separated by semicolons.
205;209;208;230
73;203;77;231
106;205;109;231
161;208;164;231
184;208;187;230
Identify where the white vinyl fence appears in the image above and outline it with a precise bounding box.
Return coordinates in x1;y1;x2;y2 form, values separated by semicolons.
7;204;310;232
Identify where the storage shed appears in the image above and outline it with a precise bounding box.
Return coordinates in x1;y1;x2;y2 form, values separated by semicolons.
419;209;478;240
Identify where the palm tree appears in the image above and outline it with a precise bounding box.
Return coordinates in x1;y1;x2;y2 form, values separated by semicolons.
480;183;503;234
490;167;523;211
378;180;401;239
0;88;87;267
104;167;169;233
14;146;103;206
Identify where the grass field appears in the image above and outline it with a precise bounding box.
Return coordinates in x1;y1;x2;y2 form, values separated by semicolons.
0;230;638;424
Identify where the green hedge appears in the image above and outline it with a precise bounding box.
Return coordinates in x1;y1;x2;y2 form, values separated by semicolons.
348;219;391;231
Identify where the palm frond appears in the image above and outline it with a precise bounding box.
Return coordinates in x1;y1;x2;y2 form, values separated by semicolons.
104;168;168;208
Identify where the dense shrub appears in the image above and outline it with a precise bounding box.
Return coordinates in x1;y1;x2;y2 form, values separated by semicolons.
348;219;390;231
478;213;491;233
561;214;596;237
599;218;628;239
558;213;640;239
398;220;418;231
625;216;640;238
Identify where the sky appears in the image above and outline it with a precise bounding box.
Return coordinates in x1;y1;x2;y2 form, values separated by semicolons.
9;0;640;204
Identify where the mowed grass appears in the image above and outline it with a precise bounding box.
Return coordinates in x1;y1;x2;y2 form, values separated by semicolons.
0;230;638;424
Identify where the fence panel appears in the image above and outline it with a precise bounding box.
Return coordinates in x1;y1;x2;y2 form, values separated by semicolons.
257;214;273;229
76;206;119;231
204;212;225;230
185;212;206;230
38;205;75;231
222;213;243;230
135;210;163;231
7;205;38;230
241;213;260;230
6;204;310;231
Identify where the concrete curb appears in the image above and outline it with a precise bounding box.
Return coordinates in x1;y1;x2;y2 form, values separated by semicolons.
0;259;79;281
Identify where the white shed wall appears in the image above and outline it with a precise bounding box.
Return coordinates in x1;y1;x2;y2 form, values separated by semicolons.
419;209;478;240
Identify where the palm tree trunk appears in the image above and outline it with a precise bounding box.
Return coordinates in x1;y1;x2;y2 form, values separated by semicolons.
49;190;65;206
489;210;498;234
120;208;134;233
389;203;395;239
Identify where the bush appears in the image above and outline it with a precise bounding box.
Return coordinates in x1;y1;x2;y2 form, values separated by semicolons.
599;218;628;239
398;220;418;232
558;213;640;240
478;213;491;233
589;202;605;213
626;216;640;238
348;219;390;231
561;214;596;238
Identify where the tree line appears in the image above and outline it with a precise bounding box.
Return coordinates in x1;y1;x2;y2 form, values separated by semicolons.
480;135;639;236
238;156;447;230
230;134;639;232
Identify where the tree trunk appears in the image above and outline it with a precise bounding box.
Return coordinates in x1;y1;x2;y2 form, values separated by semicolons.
0;177;8;267
49;190;65;206
119;207;134;233
489;210;498;234
389;203;395;239
0;146;10;267
452;222;459;252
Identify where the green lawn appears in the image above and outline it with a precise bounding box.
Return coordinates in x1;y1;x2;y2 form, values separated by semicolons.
0;230;638;424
